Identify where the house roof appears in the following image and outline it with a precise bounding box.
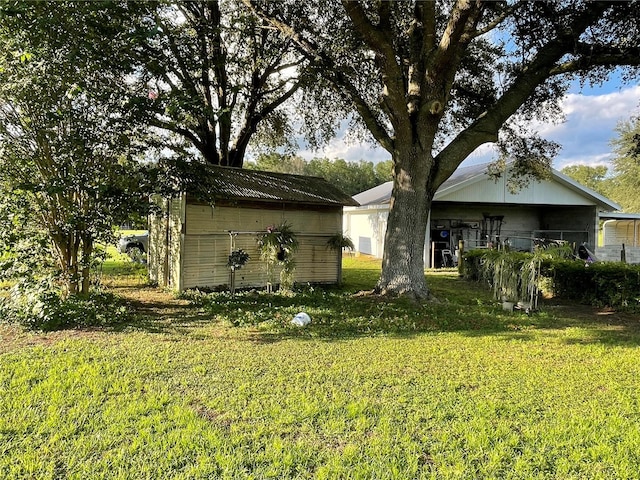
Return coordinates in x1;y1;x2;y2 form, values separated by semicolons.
352;162;620;211
165;161;359;207
600;212;640;220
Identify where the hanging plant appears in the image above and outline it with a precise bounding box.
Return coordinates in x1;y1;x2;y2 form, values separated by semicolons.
227;249;250;271
257;222;298;292
326;233;355;251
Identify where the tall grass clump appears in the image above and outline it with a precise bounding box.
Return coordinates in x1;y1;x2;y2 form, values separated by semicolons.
463;245;573;307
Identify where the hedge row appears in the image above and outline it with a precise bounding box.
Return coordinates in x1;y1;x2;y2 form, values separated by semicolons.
461;249;640;309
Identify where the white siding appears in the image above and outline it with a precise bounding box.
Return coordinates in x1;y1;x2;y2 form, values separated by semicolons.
436;174;596;206
343;207;387;257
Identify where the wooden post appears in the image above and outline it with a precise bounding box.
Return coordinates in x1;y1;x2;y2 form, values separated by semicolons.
431;241;436;269
457;239;465;275
621;243;626;263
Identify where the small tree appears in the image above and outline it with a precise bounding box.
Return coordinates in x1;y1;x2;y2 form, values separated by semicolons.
0;3;149;296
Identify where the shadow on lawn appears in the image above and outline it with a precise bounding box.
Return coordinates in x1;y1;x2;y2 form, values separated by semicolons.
111;283;640;347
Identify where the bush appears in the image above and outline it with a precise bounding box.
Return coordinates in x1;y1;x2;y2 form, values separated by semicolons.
462;249;640;310
0;278;135;331
545;260;640;309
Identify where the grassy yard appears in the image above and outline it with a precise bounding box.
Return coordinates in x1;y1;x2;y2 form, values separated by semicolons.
2;257;640;479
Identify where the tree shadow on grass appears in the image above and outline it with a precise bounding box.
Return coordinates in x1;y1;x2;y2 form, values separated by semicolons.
108;283;640;347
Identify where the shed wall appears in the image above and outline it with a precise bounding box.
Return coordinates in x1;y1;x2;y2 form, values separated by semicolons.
180;203;342;290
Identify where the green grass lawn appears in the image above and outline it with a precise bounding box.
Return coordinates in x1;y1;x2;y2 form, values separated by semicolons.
2;257;640;479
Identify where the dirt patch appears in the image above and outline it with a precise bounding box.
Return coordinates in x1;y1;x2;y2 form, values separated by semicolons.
0;286;204;354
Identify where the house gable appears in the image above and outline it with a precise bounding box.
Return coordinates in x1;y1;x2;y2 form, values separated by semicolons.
354;162;620;210
435;171;604;206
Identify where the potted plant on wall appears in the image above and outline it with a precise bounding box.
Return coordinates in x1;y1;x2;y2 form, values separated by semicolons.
227;249;250;296
326;233;355;285
257;222;298;293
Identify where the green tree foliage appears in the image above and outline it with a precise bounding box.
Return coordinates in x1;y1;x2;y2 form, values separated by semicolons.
560;164;610;196
246;153;308;175
247;153;393;195
248;1;640;298
126;0;309;167
0;2;150;296
608;117;640;212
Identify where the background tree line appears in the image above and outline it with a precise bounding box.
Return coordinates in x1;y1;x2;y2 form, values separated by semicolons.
561;116;640;213
246;154;393;196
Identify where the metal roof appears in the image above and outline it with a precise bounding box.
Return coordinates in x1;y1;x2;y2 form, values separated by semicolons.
353;163;487;206
600;212;640;220
166;161;359;207
352;162;620;211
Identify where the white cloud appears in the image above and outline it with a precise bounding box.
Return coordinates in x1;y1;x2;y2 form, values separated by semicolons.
297;86;640;171
544;86;640;169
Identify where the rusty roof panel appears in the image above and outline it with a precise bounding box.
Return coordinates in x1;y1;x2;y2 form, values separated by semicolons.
167;161;359;207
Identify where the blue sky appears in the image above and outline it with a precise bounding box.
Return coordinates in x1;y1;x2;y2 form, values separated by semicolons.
297;79;640;172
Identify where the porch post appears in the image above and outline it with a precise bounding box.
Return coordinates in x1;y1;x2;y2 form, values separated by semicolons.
424;209;432;268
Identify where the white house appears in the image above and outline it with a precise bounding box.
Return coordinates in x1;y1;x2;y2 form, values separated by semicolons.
344;163;622;267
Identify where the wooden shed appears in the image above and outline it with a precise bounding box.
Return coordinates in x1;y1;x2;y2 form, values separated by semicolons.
148;163;358;292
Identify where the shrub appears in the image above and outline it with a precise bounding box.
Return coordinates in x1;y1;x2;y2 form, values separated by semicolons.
545;260;640;309
463;249;640;310
0;278;135;331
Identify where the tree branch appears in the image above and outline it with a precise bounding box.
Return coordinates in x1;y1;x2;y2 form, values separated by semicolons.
433;1;614;187
341;0;407;127
244;0;394;152
550;45;640;75
468;1;525;39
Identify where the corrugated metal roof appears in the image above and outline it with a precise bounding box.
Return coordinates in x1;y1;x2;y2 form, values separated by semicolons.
166;161;359;207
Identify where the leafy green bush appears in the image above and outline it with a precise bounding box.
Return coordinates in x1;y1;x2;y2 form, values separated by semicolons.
463;249;640;310
545;260;640;309
0;278;135;331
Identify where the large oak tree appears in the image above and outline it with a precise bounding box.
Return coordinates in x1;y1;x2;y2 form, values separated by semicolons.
130;0;309;167
248;0;640;298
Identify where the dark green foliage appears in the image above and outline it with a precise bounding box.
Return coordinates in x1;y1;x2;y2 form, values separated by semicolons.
546;260;640;309
326;233;355;251
227;249;250;270
459;249;490;281
0;281;135;331
463;249;640;310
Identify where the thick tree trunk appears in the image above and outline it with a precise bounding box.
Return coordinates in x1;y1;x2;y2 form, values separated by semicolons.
376;147;433;299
